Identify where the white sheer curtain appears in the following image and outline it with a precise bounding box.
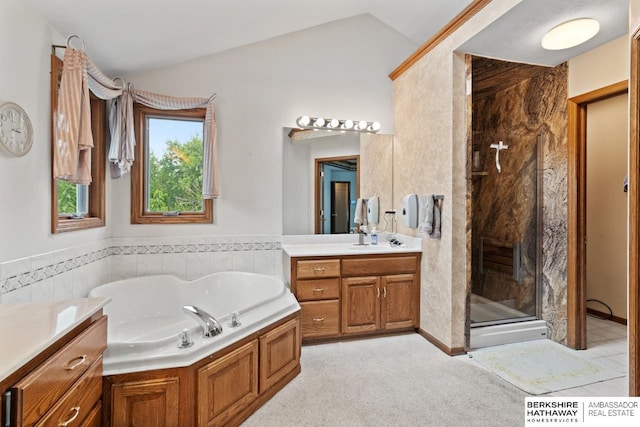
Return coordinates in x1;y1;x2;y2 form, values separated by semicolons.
53;47;219;198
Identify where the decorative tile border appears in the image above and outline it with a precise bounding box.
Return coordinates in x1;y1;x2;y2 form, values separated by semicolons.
1;236;282;296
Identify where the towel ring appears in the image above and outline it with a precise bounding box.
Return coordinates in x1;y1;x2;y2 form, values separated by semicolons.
66;34;86;52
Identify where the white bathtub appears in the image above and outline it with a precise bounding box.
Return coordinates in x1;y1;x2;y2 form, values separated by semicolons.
88;272;300;375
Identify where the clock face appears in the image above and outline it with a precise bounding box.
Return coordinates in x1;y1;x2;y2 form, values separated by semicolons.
0;102;33;157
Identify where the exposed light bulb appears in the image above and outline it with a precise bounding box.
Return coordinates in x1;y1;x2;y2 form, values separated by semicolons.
343;120;354;129
314;117;325;127
357;120;368;130
297;116;310;127
369;121;381;132
328;118;339;128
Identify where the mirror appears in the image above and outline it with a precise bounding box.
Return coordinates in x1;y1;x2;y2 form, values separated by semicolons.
283;128;393;235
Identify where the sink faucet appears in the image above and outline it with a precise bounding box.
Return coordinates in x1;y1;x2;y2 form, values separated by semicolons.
357;229;368;245
183;305;223;338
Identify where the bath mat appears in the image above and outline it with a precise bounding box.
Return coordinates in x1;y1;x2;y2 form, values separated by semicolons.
468;339;625;395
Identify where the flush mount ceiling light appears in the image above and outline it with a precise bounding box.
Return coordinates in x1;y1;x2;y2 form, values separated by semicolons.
541;18;600;50
296;116;381;133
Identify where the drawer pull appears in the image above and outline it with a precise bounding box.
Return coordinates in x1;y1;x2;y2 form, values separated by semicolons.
376;287;380;298
313;288;325;293
65;354;87;371
383;287;387;298
313;317;325;322
313;267;326;273
59;406;80;426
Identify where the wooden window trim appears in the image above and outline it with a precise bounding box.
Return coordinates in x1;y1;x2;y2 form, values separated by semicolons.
50;55;106;234
131;105;213;224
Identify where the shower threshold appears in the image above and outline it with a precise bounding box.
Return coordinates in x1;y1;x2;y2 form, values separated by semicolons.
470;319;548;349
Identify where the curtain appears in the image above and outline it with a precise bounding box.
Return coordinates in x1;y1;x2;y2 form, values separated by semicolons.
52;47;219;199
53;48;93;184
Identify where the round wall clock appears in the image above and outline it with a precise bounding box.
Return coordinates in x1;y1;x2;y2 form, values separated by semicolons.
0;101;34;157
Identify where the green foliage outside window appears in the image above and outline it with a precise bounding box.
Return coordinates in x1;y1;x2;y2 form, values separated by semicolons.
58;180;77;215
148;135;204;212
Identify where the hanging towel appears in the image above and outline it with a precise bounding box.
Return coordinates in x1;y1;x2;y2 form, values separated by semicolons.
418;195;434;235
354;198;366;225
430;196;441;239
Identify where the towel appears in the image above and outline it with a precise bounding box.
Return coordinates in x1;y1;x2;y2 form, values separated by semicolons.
418;195;434;235
430;196;441;239
354;198;366;225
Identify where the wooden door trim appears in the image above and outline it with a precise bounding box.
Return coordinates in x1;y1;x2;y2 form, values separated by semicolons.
314;155;360;234
629;27;640;397
567;80;628;351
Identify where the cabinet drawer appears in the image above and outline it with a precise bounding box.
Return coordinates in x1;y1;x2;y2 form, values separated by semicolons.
296;278;340;301
300;300;340;338
342;256;418;276
35;358;103;427
13;316;107;425
296;259;340;279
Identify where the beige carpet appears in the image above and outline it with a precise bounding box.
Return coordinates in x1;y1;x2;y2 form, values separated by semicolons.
468;339;625;395
242;334;526;427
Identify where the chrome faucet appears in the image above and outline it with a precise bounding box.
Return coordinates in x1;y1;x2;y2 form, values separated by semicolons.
183;305;223;338
356;229;368;246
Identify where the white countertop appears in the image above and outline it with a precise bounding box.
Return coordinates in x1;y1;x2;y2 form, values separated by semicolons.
0;297;110;383
282;233;422;257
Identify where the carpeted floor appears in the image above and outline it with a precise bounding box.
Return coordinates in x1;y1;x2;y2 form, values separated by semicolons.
242;334;526;427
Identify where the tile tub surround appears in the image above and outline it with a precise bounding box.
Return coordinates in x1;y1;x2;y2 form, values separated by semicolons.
0;235;283;304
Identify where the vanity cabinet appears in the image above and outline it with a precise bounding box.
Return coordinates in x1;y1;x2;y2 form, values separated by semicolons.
1;311;107;427
294;259;341;339
290;253;421;341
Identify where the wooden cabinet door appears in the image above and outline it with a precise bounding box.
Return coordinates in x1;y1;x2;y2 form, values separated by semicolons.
197;340;258;427
259;318;300;393
341;276;380;334
381;274;417;330
111;377;180;427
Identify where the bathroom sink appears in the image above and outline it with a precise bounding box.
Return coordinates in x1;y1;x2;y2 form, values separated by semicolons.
349;243;390;251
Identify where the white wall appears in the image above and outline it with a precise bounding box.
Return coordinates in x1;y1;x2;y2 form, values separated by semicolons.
114;15;417;238
0;0;111;263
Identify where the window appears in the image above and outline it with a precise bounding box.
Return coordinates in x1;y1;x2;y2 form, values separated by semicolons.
51;55;106;233
131;105;212;224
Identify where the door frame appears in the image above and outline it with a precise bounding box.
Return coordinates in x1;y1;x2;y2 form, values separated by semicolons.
314;155;360;234
567;80;628;351
630;28;640;397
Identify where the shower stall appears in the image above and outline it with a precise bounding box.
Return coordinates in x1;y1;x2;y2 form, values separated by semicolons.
469;131;547;348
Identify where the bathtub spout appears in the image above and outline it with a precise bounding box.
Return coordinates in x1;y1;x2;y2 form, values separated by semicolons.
183;305;223;338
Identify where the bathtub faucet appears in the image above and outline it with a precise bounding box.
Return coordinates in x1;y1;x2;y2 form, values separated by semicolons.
183;305;223;338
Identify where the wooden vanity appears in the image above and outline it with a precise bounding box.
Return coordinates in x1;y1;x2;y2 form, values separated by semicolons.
284;239;422;342
0;298;109;427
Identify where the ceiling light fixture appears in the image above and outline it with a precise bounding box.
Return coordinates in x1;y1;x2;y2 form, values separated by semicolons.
541;18;600;50
296;116;380;133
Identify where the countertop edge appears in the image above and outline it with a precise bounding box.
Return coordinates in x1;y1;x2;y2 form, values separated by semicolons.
0;297;111;384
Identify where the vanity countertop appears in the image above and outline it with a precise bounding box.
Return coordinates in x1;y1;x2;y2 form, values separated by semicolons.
282;233;422;257
0;297;110;383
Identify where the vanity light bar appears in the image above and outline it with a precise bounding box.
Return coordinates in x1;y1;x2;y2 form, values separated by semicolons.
296;116;381;133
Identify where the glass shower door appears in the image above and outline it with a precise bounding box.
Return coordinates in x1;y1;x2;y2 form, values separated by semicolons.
470;133;541;326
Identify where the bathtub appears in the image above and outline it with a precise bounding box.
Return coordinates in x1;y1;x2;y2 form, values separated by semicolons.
88;271;300;375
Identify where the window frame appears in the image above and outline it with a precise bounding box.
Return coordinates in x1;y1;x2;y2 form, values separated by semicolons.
131;104;213;224
50;55;106;234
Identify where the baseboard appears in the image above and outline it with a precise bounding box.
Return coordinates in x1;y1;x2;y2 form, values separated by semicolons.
418;328;466;356
587;307;627;326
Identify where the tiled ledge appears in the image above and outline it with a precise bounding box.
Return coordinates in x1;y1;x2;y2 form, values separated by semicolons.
0;235;283;303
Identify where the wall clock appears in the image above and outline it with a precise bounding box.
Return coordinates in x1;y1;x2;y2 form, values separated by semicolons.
0;101;34;157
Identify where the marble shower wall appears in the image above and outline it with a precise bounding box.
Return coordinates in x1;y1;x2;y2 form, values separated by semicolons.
471;58;568;342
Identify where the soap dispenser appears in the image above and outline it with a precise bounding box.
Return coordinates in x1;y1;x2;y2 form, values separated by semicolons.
402;194;418;228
